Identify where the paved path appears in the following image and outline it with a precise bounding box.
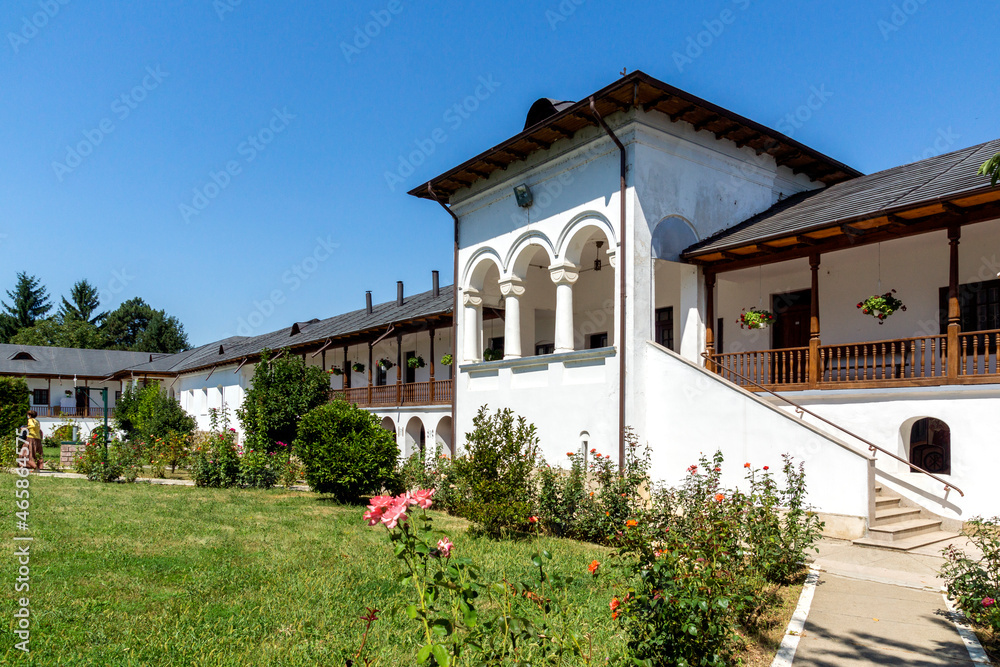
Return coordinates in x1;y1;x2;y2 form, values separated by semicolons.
792;573;976;666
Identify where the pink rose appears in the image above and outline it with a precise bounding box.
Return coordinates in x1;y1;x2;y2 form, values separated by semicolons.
437;537;454;557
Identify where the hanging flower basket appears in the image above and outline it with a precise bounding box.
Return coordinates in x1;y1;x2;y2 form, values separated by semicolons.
328;367;343;376
406;356;425;369
378;358;394;371
737;308;775;330
857;290;906;324
351;362;365;373
440;354;453;366
482;348;502;362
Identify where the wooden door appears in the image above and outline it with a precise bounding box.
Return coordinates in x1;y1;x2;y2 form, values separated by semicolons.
771;290;811;350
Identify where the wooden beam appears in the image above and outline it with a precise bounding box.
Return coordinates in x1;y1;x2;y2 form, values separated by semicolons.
690;199;1000;273
548;124;573;139
481;157;506;169
667;104;696;122
840;223;876;238
523;136;554;150
642;93;673;111
692;114;721;132
796;235;823;246
755;244;780;254
467;167;490;179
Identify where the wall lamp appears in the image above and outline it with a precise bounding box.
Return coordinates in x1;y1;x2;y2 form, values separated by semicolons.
513;183;533;208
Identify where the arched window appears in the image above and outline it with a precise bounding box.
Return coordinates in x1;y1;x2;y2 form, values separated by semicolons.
908;418;950;475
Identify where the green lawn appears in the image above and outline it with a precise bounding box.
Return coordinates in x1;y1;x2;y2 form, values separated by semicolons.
1;476;621;666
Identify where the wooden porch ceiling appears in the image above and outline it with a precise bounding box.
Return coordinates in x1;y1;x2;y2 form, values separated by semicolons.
686;189;1000;273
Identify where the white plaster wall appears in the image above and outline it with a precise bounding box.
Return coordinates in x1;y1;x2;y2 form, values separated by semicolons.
643;342;872;526
765;385;1000;522
363;405;454;462
176;365;246;436
455;349;618;465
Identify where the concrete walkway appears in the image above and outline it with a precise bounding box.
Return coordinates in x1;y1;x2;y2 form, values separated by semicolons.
782;537;990;666
792;573;976;665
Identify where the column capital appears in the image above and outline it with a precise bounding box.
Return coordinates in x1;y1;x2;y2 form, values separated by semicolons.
548;261;580;286
461;288;483;307
605;247;617;268
498;277;525;297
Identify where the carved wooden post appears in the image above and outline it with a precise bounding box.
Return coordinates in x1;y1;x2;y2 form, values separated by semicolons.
808;253;821;387
343;346;350;390
367;344;373;405
396;332;403;405
705;271;717;371
429;326;435;403
947;225;961;379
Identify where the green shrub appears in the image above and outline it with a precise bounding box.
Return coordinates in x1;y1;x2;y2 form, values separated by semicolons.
942;517;1000;634
0;435;17;472
294;399;398;502
73;439;140;483
237;348;332;453
0;377;29;438
239;447;280;489
452;406;539;537
51;424;76;442
190;430;241;488
115;382;195;443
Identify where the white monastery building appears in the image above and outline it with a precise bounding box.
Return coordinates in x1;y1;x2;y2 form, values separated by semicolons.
4;71;998;547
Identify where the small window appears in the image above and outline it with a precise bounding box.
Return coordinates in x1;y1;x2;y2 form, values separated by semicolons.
909;418;950;475
940;278;1000;351
487;337;505;359
11;351;35;361
115;391;122;403
376;365;388;386
32;389;49;406
405;351;417;384
588;332;608;349
535;342;555;356
655;307;674;351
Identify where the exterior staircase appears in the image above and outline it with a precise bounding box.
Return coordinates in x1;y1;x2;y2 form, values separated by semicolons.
853;484;960;551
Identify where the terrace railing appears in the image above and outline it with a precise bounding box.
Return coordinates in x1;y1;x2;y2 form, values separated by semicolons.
707;329;1000;391
333;379;453;408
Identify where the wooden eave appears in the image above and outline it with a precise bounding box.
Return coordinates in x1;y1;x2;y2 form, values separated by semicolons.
687;190;1000;273
409;71;859;202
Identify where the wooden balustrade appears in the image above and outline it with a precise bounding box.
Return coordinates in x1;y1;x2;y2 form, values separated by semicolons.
708;329;1000;391
334;379;453;408
710;347;809;389
29;406;114;418
958;329;1000;377
819;334;947;385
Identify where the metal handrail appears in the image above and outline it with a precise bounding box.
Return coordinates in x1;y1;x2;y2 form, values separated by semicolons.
702;352;963;497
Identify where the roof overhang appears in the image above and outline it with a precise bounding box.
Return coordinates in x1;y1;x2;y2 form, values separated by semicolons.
408;70;860;203
683;187;1000;273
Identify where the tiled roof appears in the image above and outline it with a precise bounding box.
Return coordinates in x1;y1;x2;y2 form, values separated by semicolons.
684;138;1000;257
0;345;169;379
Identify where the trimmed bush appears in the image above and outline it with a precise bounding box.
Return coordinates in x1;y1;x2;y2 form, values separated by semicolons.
452;406;539;537
115;382;195;443
0;377;29;438
294;399;398;502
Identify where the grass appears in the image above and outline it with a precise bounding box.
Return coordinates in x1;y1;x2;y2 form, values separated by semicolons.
1;476;805;666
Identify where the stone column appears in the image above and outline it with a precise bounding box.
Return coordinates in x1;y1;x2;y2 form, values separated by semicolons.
549;262;580;354
462;288;483;363
498;277;525;359
947;225;961;379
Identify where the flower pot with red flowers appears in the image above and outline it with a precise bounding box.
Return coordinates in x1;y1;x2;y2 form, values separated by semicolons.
328;366;343;376
351;362;365;373
857;290;906;324
737;308;775;330
377;358;394;371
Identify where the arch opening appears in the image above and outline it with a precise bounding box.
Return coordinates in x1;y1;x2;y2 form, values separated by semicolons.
906;417;951;475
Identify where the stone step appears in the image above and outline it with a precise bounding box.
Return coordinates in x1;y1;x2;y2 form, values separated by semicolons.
875;495;902;509
853;530;961;552
873;506;923;525
865;518;943;543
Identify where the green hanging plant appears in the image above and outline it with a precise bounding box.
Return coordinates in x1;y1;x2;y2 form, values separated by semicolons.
407;356;425;369
440;354;453;366
351;362;365;373
857;290;906;324
482;348;502;362
737;308;775;330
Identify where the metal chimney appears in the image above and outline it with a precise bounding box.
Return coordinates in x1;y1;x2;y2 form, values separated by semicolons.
432;270;440;298
397;281;404;306
365;291;372;315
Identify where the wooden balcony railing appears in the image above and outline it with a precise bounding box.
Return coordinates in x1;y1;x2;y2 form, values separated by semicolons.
30;406;115;419
710;347;810;389
333;379;453;408
708;329;1000;391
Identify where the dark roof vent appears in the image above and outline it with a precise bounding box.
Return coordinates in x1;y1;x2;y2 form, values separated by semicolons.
10;351;35;361
219;345;225;355
290;319;320;336
397;281;404;307
524;98;575;130
365;291;373;315
432;270;440;298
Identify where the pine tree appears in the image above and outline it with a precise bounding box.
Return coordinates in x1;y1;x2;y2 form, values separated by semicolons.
2;272;52;329
57;279;105;324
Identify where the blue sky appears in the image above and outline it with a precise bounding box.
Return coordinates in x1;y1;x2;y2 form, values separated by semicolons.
1;0;996;346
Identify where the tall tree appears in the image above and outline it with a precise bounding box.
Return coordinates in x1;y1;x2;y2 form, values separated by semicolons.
102;297;190;353
10;318;108;349
57;279;105;325
3;272;52;330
